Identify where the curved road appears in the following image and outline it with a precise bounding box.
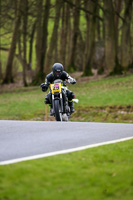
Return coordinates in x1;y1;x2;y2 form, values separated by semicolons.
0;120;133;164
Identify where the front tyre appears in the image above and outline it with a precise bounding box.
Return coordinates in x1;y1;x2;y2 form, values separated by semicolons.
54;100;62;121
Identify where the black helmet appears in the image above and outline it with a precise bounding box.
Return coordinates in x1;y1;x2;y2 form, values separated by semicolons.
52;63;64;78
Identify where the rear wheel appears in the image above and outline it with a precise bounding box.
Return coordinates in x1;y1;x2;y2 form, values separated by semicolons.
54;100;62;121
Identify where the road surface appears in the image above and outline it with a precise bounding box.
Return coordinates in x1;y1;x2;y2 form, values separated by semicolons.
0;120;133;164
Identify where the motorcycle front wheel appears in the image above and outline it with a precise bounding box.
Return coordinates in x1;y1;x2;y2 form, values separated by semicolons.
54;100;62;121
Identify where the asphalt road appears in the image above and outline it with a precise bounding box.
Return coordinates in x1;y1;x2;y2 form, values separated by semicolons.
0;120;133;163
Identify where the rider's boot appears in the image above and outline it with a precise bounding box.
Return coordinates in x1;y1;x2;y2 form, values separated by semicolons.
45;98;54;116
45;97;50;104
49;104;54;116
69;101;75;113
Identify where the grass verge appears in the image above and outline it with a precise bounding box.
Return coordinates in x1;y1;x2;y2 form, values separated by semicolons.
0;139;133;200
0;74;133;122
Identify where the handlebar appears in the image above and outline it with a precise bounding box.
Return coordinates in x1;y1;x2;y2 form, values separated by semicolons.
41;79;76;88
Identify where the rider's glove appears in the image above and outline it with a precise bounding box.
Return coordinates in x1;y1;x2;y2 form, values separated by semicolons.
68;78;76;84
40;83;48;92
71;79;76;84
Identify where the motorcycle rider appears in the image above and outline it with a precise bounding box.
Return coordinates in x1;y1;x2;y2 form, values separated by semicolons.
40;63;76;114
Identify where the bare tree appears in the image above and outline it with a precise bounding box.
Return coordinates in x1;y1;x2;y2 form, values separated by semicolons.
59;2;70;68
33;0;51;84
67;0;81;72
82;0;97;76
66;4;72;69
35;0;43;79
41;0;51;76
28;21;36;71
3;0;22;83
44;0;62;74
22;0;28;86
0;62;2;80
115;0;122;49
103;0;117;75
1;0;133;85
121;0;132;71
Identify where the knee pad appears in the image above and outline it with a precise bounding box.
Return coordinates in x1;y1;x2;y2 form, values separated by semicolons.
67;90;75;100
70;92;75;99
45;98;50;104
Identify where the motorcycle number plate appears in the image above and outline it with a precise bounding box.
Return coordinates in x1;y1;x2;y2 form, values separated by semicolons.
50;83;61;93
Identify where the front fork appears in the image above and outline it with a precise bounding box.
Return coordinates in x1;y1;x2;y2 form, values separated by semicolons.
52;93;64;114
59;93;64;113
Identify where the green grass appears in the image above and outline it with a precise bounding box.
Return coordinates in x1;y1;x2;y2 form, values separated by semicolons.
0;86;46;120
0;76;133;199
72;75;133;107
1;74;133;122
0;139;133;200
71;75;133;123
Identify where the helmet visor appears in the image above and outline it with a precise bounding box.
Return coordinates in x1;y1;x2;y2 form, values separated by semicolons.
55;70;61;77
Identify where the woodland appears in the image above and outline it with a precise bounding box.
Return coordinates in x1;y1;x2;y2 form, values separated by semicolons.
0;0;133;86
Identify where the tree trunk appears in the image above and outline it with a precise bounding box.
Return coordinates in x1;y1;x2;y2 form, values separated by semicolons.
96;5;101;41
3;0;22;84
35;0;43;75
115;0;122;49
103;0;118;75
113;0;123;75
28;21;36;71
41;0;51;75
33;0;51;84
121;0;132;71
82;0;90;75
59;2;68;67
44;0;62;74
0;61;3;80
82;0;97;76
67;0;81;72
66;4;72;68
22;0;28;86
